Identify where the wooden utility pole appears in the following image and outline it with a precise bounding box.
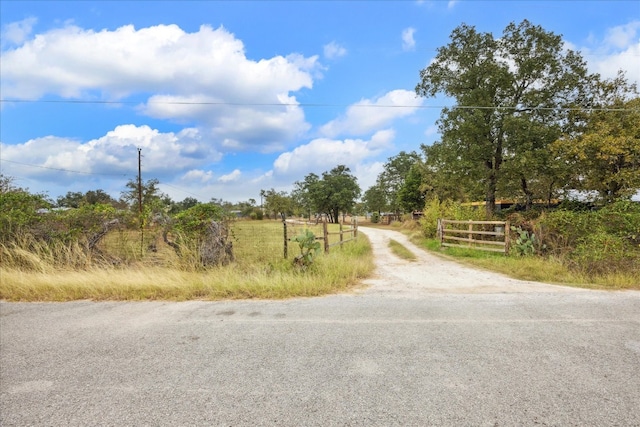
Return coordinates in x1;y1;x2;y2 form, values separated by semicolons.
137;148;143;257
137;148;143;216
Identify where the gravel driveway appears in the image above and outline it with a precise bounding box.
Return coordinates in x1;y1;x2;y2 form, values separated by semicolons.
1;227;639;426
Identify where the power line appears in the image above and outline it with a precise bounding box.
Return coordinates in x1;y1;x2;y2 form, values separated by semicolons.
0;98;637;112
0;159;130;177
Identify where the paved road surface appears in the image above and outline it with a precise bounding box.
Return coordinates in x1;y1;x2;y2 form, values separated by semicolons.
1;227;639;426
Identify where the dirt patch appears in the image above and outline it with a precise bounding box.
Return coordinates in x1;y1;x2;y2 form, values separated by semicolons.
357;227;583;296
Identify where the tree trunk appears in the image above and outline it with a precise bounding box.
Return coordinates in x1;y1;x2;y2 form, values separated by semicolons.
485;168;497;219
520;176;533;211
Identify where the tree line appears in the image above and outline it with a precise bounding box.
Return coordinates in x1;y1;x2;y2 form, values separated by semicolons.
2;20;638;226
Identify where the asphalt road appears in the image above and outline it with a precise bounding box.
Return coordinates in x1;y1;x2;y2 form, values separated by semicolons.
1;229;640;426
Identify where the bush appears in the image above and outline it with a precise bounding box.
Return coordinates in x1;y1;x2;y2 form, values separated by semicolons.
420;198;486;238
535;201;640;276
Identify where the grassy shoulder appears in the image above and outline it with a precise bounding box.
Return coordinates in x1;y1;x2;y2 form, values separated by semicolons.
410;235;639;291
0;234;374;302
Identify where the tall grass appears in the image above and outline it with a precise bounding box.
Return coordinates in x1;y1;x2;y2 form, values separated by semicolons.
0;221;374;301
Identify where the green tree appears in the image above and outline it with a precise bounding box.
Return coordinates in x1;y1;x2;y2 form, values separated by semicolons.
416;20;592;217
378;151;421;215
362;184;388;216
263;188;292;219
57;189;119;208
554;75;640;203
297;166;361;223
397;164;426;213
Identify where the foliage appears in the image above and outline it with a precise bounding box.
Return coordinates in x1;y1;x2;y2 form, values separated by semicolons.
396;164;426;213
292;229;321;268
553;82;640;203
362;184;388;216
420;198;486;238
261;188;293;219
528;200;640;276
370;212;380;224
377;151;421;214
57;189;121;209
172;203;226;235
295;165;361;223
416;20;593;217
164;203;234;268
0;187;52;243
510;226;539;256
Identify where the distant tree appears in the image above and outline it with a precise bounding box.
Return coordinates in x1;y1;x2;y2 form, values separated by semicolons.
0;174;18;194
263;188;293;219
297;165;360;223
57;191;84;208
57;189;119;208
416;20;593;216
362;184;388;216
378;151;421;215
397;164;426;213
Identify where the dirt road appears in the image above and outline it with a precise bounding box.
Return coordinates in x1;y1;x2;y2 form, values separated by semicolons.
357;226;582;295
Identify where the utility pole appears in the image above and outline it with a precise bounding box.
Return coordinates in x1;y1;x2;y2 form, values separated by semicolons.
137;148;143;257
137;148;143;216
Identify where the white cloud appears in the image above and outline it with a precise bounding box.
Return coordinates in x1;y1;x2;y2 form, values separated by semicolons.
218;169;241;183
1;17;37;46
272;129;395;177
182;170;214;184
323;41;347;60
580;21;640;84
0;23;319;150
0;125;222;185
447;0;459;9
320;89;424;138
402;27;416;51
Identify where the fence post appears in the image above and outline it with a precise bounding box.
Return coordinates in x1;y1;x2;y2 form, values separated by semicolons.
339;221;343;246
323;220;329;253
504;220;510;255
353;217;358;238
468;220;473;243
283;217;288;259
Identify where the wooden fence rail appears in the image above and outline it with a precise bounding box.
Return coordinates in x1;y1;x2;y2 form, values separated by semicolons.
283;218;358;258
323;219;358;253
438;219;510;254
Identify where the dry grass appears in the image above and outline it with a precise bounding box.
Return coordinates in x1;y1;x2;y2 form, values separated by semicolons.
0;221;374;301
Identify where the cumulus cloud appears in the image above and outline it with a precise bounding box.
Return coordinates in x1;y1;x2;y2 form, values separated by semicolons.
0;125;222;186
218;169;241;183
182;169;215;184
0;23;319;149
272;129;395;177
323;41;347;60
1;17;37;46
580;21;640;84
320;90;424;138
402;27;416;51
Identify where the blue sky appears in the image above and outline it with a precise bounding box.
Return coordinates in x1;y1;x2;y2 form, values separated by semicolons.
1;0;639;204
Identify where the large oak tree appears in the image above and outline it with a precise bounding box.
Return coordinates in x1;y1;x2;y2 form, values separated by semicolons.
416;20;592;216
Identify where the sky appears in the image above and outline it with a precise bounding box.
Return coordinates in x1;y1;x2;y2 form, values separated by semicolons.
1;0;639;204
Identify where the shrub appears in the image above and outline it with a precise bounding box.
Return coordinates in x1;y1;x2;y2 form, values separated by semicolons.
420;198;486;238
